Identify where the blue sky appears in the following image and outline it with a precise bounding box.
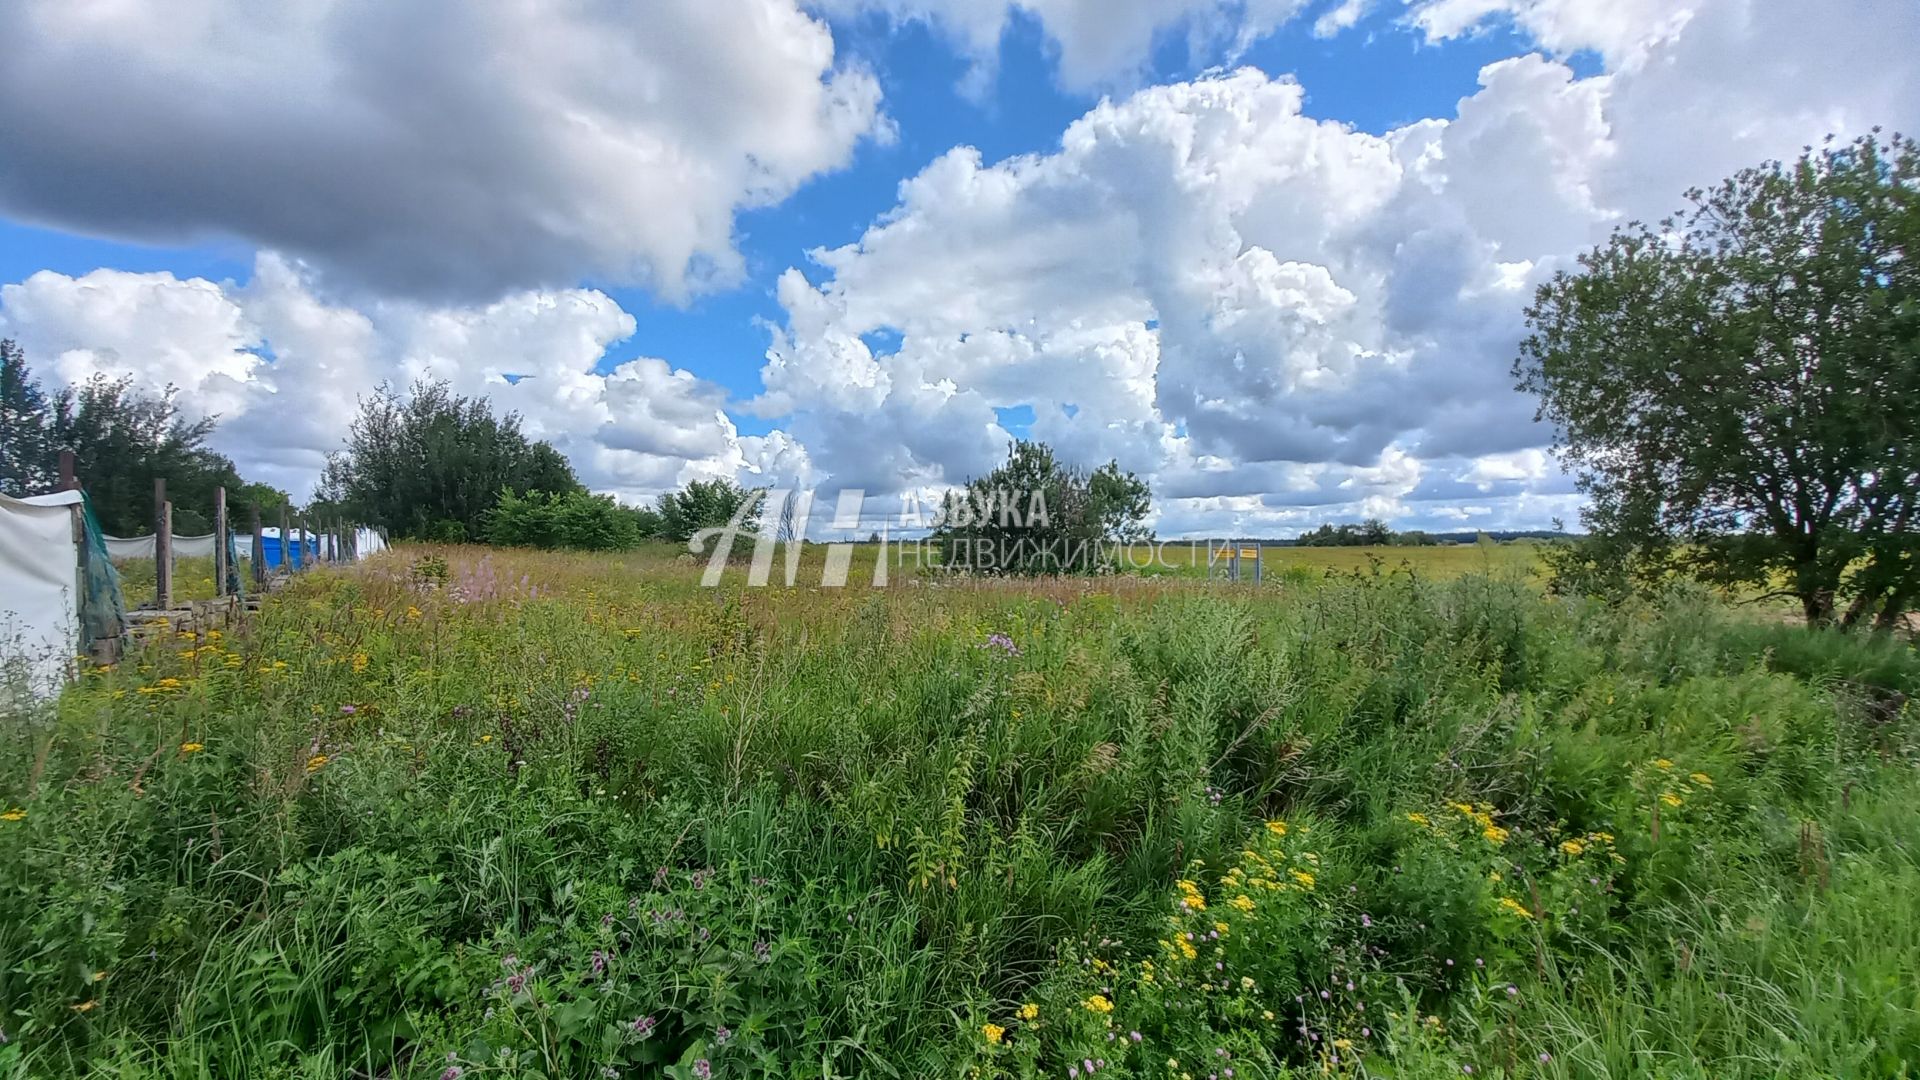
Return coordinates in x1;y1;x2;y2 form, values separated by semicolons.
0;0;1908;534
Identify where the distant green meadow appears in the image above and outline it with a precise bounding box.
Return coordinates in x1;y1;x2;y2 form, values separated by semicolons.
2;546;1915;1078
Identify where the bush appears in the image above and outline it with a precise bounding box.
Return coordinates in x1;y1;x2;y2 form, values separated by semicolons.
486;489;645;551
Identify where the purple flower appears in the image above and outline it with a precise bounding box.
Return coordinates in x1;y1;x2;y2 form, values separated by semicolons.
439;1069;462;1080
980;633;1022;657
692;1059;711;1080
590;949;610;978
631;1015;658;1036
1129;1031;1142;1043
1360;913;1372;928
715;1026;732;1045
340;704;357;715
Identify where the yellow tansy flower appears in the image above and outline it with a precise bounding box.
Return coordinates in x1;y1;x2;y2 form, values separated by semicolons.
1083;994;1113;1014
1498;896;1535;919
180;742;205;753
1017;1002;1039;1021
981;1023;1005;1044
1;808;25;822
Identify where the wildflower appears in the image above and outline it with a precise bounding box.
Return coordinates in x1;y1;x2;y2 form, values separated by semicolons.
71;1001;96;1013
440;1068;463;1080
1130;1031;1142;1043
631;1015;658;1036
1482;824;1510;845
714;1026;732;1045
1405;812;1430;827
179;742;205;754
692;1060;711;1080
1654;758;1673;770
1240;976;1255;990
1265;820;1289;836
306;754;329;773
980;632;1022;657
1558;838;1585;856
1497;896;1536;919
351;653;370;674
340;704;357;715
2;809;26;822
1290;869;1316;890
982;1023;1005;1044
1083;994;1114;1014
1660;791;1684;808
1018;1002;1040;1021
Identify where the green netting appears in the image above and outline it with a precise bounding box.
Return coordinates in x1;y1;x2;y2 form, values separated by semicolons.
225;528;245;598
77;493;127;647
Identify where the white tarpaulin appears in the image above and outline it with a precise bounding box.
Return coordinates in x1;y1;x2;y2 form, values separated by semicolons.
0;490;83;697
104;533;220;559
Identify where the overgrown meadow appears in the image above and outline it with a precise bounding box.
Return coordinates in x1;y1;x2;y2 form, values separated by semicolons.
2;548;1917;1078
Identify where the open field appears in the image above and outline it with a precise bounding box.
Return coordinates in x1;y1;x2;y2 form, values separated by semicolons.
3;546;1917;1078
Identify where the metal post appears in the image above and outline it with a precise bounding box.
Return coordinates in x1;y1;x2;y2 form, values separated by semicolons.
251;504;266;587
213;486;229;597
154;478;172;609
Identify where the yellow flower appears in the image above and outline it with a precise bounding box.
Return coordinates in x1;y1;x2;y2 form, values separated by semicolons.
1497;896;1535;919
1239;975;1255;990
1405;812;1430;827
0;808;25;822
480;733;494;743
1261;1010;1274;1021
1228;894;1256;913
1654;758;1674;770
180;742;205;754
1290;869;1316;890
1213;921;1229;936
306;754;329;773
71;1000;96;1013
1018;1002;1039;1021
1558;838;1585;857
1083;994;1113;1014
1690;772;1713;788
406;606;423;619
1660;791;1684;808
1482;824;1511;845
1264;819;1289;837
1177;937;1198;960
351;653;370;674
981;1023;1005;1044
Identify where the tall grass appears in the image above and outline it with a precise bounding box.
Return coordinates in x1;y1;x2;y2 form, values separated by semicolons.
0;548;1913;1078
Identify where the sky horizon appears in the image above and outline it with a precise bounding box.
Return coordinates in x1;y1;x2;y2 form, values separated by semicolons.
1;0;1914;539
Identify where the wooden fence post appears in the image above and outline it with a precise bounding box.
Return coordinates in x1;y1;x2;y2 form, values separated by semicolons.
58;450;77;491
278;504;292;575
251;504;266;587
154;478;173;609
213;486;229;598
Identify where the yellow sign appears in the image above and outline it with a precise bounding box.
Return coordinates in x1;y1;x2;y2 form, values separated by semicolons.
1239;548;1260;560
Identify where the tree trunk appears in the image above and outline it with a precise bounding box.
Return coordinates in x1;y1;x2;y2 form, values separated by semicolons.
1801;587;1835;628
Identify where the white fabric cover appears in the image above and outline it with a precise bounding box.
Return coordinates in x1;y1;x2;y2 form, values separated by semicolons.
0;490;83;698
104;533;219;559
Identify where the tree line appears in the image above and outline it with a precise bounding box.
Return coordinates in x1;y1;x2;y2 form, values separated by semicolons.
0;341;289;534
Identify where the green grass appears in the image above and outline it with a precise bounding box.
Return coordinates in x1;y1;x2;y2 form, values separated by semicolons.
0;547;1914;1078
